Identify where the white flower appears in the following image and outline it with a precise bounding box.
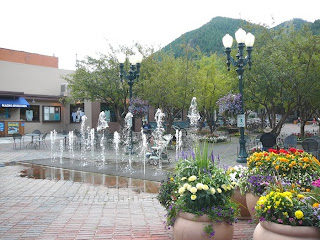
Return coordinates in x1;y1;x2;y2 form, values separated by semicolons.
203;184;209;191
181;177;187;181
178;187;185;195
183;183;190;189
188;175;197;182
210;187;216;195
196;183;204;190
217;188;222;193
190;187;197;194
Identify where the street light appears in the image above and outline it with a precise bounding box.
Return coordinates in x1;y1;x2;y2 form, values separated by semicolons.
117;52;143;154
222;28;255;163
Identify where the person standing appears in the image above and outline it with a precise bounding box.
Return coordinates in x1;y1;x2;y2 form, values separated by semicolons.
260;127;277;151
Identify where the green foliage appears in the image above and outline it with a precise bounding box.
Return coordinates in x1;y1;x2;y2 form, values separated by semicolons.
157;144;239;237
163;16;261;57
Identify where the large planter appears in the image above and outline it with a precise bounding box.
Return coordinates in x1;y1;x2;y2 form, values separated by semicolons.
245;193;260;220
231;189;251;219
253;221;320;240
173;212;234;240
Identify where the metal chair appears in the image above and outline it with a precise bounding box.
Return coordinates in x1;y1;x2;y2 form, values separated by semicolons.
37;132;48;148
283;135;298;149
302;138;319;158
12;133;23;149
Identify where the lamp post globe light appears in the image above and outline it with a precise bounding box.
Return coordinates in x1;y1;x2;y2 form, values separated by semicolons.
117;52;143;154
222;28;255;163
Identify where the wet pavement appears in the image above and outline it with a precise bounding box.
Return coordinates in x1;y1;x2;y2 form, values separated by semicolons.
0;123;318;239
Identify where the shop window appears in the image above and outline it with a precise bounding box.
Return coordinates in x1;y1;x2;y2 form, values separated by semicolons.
43;106;61;121
100;103;117;122
20;105;39;121
70;103;84;123
0;108;11;118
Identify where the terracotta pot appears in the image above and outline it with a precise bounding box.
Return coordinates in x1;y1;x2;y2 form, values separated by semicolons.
245;192;260;220
173;212;234;240
253;221;320;240
231;189;251;219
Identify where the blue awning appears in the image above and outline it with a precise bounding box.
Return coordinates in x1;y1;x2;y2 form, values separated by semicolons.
0;97;30;108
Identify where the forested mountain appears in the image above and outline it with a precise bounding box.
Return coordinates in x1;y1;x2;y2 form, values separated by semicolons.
162;16;319;57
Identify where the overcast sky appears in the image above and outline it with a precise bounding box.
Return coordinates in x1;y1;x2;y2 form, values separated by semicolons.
1;0;319;70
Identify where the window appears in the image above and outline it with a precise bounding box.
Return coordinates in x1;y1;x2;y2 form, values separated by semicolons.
0;108;11;118
101;103;117;122
20;105;39;121
43;106;61;121
70;103;84;123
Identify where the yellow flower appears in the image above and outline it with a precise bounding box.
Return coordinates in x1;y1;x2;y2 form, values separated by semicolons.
188;175;197;182
297;194;304;199
181;177;187;181
170;177;174;181
210;188;216;195
178;187;185;195
196;183;204;190
295;210;304;219
217;188;222;193
190;187;197;194
183;183;190;189
202;184;209;191
191;194;197;200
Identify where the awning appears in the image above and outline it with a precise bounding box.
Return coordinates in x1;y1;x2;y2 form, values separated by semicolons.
0;97;30;108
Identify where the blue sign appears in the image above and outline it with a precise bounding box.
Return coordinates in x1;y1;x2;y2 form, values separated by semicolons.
0;122;4;131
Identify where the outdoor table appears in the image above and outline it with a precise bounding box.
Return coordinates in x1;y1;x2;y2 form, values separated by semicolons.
25;133;41;149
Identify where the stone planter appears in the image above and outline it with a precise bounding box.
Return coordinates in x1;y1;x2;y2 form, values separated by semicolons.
253;221;320;240
173;212;234;240
231;189;251;219
245;192;260;220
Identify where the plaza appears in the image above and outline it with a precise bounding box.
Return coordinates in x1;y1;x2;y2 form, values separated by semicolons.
0;123;318;239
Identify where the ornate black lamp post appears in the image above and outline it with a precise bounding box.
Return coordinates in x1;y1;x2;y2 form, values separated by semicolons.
117;52;143;154
222;28;255;163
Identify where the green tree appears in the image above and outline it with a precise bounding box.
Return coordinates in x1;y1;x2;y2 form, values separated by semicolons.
64;45;134;127
194;53;235;132
137;46;197;131
245;26;320;137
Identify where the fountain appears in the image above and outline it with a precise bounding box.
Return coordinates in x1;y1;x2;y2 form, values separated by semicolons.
24;97;202;182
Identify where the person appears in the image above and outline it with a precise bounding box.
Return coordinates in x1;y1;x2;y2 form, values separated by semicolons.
260;127;276;151
143;121;152;134
313;117;316;126
297;117;301;126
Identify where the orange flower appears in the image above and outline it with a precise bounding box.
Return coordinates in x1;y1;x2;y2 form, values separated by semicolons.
313;203;320;208
275;165;280;170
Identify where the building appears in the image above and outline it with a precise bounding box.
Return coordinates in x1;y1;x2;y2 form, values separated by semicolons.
0;48;106;136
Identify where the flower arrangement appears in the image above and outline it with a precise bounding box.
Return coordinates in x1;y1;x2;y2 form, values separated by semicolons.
198;134;228;143
157;144;239;237
226;165;247;184
247;148;320;190
217;92;241;116
128;97;148;118
238;168;274;196
255;177;320;228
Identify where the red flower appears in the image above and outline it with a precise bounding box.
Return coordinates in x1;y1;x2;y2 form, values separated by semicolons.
289;148;297;153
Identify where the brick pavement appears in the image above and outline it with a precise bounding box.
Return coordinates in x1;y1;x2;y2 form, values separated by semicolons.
0;134;260;240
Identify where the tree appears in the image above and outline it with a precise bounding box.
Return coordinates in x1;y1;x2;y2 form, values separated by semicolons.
193;53;235;132
245;26;320;137
137;45;197;131
64;45;135;127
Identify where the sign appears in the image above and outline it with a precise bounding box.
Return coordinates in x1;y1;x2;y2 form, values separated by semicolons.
1;103;28;108
237;114;246;127
0;122;4;132
8;122;19;134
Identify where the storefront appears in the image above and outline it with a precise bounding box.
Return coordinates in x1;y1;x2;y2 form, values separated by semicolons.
0;96;29;136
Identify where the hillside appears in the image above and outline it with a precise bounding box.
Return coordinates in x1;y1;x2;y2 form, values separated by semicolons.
162;16;319;57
